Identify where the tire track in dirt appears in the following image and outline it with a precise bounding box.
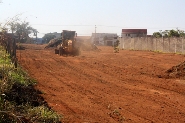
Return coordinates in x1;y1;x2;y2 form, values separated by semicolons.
19;50;79;114
18;49;112;121
51;50;185;122
17;45;185;123
18;49;155;122
19;50;174;122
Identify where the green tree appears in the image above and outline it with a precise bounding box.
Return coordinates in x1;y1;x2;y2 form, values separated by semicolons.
153;29;185;38
162;30;169;37
14;22;37;43
42;33;56;43
16;22;29;43
8;22;17;34
153;32;162;38
3;14;20;33
177;29;185;37
168;29;180;37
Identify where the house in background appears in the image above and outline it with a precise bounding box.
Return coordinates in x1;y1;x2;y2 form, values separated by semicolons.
32;38;43;44
121;29;147;38
91;33;118;46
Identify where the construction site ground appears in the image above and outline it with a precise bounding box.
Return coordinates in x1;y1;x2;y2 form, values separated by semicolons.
17;44;185;123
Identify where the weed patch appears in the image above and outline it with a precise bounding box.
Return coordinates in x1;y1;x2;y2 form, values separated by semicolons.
0;46;62;122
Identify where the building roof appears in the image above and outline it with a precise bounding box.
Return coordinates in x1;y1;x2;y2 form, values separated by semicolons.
122;29;147;34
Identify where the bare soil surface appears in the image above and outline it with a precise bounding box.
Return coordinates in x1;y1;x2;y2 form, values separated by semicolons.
17;44;185;123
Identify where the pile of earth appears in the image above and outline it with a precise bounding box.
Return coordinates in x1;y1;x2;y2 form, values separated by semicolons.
44;39;62;49
45;39;100;51
165;61;185;79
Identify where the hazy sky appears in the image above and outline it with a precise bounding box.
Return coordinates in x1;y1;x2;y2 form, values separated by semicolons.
0;0;185;38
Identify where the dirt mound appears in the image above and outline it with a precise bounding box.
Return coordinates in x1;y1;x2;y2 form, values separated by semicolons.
165;61;185;79
45;39;62;49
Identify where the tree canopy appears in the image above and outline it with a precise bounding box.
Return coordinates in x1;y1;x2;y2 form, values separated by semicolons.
153;32;162;38
168;29;180;37
153;29;185;38
0;15;38;43
8;21;38;43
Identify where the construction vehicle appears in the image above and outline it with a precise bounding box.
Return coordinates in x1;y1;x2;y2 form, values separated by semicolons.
55;30;80;56
45;38;62;49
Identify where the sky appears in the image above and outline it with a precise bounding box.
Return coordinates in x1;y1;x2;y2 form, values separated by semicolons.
0;0;185;38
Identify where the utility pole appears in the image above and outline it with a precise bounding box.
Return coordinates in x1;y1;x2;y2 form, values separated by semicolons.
95;25;96;34
36;32;37;44
94;25;96;44
34;31;38;44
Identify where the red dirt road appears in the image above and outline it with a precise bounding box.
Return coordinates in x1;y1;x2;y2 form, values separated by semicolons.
17;44;185;123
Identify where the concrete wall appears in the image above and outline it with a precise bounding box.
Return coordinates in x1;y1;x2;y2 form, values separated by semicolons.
119;37;185;54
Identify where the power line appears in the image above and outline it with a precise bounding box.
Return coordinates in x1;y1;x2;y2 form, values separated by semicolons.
32;24;94;27
31;24;185;29
2;22;185;29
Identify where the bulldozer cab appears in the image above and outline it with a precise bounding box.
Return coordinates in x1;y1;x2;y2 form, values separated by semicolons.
61;30;76;41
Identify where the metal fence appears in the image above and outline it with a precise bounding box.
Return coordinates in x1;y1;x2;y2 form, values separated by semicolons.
119;37;185;54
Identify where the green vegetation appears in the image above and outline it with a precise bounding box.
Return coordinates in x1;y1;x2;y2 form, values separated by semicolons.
1;15;38;43
0;46;61;123
153;29;185;38
153;32;162;38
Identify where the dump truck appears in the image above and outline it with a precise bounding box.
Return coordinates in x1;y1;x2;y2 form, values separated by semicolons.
55;30;80;56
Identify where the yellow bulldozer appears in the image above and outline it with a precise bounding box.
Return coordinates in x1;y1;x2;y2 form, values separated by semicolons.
55;30;80;56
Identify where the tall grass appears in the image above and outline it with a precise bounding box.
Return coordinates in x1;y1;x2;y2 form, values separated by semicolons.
0;46;61;122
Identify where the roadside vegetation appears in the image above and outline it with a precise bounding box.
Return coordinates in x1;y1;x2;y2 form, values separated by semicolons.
153;28;185;38
0;46;61;122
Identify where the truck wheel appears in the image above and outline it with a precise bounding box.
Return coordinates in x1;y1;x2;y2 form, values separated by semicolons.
55;49;59;54
59;48;63;56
